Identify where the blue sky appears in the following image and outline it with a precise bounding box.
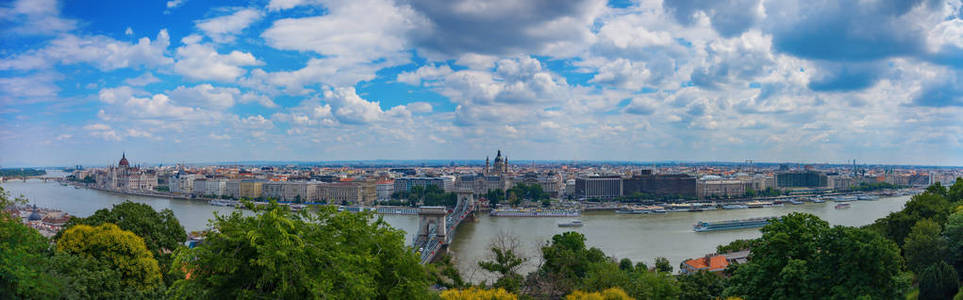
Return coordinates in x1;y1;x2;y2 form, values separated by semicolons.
1;0;962;166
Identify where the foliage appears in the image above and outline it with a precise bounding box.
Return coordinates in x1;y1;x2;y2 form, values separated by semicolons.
716;239;758;253
0;211;59;298
429;254;466;289
677;271;726;300
527;231;609;297
0;168;46;177
949;178;963;203
168;202;430;299
46;251;163;299
478;233;527;293
507;183;550;202
56;223;162;292
944;211;963;275
654;257;672;273
486;189;505;207
577;260;680;300
566;287;634;300
871;191;951;246
440;287;518;300
744;187;784;198
725;213;909;299
902;219;948;274
393;184;457;207
918;261;959;300
57;201;186;282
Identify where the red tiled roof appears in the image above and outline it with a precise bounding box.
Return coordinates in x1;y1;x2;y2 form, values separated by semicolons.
683;255;729;272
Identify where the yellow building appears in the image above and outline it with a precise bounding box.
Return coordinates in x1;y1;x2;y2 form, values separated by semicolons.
239;180;263;199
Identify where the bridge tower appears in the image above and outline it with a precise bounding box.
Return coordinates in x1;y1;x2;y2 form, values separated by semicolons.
457;190;475;219
416;206;448;243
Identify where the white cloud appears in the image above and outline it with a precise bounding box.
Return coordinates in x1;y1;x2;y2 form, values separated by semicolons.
0;30;173;71
124;72;160;86
324;87;384;124
196;8;263;43
0;0;77;35
166;0;187;9
168;84;240;110
406;102;433;113
173;37;260;81
261;0;419;62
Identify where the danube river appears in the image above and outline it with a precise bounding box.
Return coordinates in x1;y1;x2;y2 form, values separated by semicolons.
2;172;911;281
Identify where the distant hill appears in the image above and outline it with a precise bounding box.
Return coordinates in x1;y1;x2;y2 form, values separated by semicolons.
0;168;47;177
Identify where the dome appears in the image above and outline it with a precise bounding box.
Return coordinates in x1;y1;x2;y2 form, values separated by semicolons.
119;152;129;167
28;206;43;221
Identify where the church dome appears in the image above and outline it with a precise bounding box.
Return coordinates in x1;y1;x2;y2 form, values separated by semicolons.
119;153;129;167
28;206;43;221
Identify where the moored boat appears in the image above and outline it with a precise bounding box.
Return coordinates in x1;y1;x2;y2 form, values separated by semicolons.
693;217;775;232
835;203;851;209
558;220;584;227
723;204;749;209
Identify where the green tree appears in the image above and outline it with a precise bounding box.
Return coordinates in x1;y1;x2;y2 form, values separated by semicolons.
479;232;527;293
57;200;186;284
428;254;466;289
725;213;909;299
0;206;59;298
677;270;726;300
949;177;963;203
527;231;608;298
903;219;948;274
654;257;672;273
919;261;959;300
168;202;430;299
56;223;162;292
944;211;963;275
716;239;758;253
872;191;951;246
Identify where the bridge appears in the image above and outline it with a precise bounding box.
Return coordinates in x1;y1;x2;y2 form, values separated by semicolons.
413;191;476;264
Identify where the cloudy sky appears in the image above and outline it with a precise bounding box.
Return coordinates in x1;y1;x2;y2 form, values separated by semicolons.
1;0;962;166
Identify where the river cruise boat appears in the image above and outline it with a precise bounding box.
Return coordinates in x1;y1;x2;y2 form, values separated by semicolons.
210;199;239;207
811;196;826;203
788;199;804;205
490;208;581;217
835;203;851;209
693;217;775;232
856;194;880;201
723;204;749;209
832;196;857;202
558;220;584;227
746;201;771;208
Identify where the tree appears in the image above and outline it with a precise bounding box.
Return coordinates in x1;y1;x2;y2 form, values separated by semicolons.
903;219;948;274
919;261;959;300
716;239;758;253
56;223;162;292
872;191;951;246
428;254;466;289
0;205;59;298
944;211;963;275
678;271;726;300
949;177;963;203
528;231;608;298
168;202;430;299
654;257;672;273
566;287;633;300
441;287;518;300
57;200;186;284
479;232;528;293
725;213;909;299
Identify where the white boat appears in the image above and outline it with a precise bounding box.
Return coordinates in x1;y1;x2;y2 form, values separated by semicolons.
558;220;583;227
833;196;856;202
788;199;804;205
723;204;749;209
856;194;879;201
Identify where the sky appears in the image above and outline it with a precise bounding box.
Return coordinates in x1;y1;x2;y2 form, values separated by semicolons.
1;0;962;167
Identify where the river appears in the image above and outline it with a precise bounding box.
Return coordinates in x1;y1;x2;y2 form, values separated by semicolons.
2;170;911;281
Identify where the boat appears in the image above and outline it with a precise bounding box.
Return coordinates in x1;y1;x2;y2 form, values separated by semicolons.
723;204;749;209
833;196;856;202
788;199;804;205
835;203;851;209
746;201;770;208
210;199;239;207
693;217;775;232
856;194;879;201
811;196;826;203
558;220;584;227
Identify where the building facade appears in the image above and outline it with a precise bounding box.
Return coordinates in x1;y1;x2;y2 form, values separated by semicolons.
574;176;622;199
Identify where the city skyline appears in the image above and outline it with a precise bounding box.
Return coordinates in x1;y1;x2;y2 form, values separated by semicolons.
2;0;963;166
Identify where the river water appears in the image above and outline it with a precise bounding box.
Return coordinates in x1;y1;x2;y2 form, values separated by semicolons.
2;170;911;281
